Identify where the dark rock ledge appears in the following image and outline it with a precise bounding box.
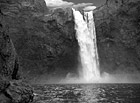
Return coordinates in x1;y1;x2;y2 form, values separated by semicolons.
0;5;33;103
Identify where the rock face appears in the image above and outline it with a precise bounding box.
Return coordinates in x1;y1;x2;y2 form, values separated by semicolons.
0;1;33;102
1;0;140;83
0;30;33;103
94;0;140;74
0;29;18;79
1;0;79;82
0;80;33;103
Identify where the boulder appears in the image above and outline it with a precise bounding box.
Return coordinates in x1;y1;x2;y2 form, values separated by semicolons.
0;1;33;102
5;81;33;103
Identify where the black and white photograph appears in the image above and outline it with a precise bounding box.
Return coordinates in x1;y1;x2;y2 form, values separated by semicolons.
0;0;140;103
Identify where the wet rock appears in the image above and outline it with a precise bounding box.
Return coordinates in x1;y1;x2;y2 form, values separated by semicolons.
0;31;33;103
0;1;34;102
5;81;33;103
0;80;33;103
0;0;79;82
0;35;22;80
0;93;11;103
0;30;33;102
94;0;140;73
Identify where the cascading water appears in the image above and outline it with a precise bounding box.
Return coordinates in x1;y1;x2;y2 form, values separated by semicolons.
72;8;100;82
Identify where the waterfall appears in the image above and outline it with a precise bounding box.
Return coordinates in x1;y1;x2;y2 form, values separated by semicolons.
72;8;100;82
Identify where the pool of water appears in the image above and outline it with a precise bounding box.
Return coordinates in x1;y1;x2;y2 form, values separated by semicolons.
33;84;140;103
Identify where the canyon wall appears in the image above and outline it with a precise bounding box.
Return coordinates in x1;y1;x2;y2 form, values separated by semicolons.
0;0;79;82
94;0;140;74
0;1;33;102
1;0;140;82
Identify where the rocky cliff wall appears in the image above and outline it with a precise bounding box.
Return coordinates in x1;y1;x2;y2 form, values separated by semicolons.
0;0;79;82
94;0;140;74
0;2;33;102
1;0;140;83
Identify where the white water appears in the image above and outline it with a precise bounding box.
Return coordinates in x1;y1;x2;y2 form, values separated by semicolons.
72;8;100;82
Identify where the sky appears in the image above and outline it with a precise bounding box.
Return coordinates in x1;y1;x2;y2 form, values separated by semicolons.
44;0;106;8
64;0;106;7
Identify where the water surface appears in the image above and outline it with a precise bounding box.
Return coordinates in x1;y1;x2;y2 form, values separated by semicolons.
33;84;140;103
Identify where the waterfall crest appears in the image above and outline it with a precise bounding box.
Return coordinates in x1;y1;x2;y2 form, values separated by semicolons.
72;8;100;82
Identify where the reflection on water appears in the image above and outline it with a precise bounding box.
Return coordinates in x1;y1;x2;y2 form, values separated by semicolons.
33;84;140;103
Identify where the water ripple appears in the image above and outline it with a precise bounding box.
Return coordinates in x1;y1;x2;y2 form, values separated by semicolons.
33;84;140;103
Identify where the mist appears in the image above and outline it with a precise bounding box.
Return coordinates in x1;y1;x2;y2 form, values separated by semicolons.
59;71;140;84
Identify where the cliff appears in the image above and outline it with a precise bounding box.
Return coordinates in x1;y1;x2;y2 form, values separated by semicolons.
0;0;79;83
0;0;33;102
1;0;140;83
94;0;140;74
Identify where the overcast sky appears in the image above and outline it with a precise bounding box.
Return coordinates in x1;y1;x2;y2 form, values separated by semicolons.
44;0;106;8
64;0;106;6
